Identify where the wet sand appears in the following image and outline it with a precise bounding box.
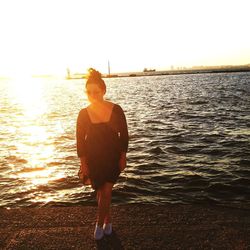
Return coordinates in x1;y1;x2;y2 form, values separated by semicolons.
0;204;249;249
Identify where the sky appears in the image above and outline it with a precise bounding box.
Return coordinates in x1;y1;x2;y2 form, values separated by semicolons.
0;0;249;76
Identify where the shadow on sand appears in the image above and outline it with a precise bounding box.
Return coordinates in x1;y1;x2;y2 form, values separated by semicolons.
96;230;124;250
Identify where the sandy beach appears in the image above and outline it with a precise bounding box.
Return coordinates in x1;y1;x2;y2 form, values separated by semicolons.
0;204;249;249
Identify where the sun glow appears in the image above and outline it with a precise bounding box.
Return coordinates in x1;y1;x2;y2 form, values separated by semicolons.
8;77;47;118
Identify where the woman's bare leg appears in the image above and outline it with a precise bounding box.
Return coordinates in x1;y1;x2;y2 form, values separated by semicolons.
96;182;114;226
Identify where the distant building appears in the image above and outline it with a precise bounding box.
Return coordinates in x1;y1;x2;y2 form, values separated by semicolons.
143;68;156;72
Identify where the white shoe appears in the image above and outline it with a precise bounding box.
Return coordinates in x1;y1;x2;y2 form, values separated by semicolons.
94;224;104;240
103;223;112;235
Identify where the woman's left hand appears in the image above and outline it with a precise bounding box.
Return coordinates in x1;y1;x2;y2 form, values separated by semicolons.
119;152;127;172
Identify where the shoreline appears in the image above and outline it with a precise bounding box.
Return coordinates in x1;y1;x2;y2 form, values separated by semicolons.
66;66;250;79
1;204;249;249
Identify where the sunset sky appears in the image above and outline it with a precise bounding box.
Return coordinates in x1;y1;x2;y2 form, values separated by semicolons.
0;0;249;76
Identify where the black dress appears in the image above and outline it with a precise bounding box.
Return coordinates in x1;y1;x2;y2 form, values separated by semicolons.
76;104;128;190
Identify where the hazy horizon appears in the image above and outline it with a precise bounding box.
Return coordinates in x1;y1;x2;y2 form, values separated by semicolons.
1;62;250;78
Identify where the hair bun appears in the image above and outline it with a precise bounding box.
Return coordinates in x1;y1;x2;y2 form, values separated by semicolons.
87;68;102;81
85;68;106;92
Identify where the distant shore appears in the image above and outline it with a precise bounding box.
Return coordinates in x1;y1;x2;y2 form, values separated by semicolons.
1;204;249;249
66;65;250;79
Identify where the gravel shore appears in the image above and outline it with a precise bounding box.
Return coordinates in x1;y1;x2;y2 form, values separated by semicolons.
0;204;249;249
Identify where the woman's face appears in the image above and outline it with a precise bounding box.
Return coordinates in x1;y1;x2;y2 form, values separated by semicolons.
86;84;105;104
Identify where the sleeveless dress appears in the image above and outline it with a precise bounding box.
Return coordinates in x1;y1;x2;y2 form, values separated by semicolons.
76;104;128;190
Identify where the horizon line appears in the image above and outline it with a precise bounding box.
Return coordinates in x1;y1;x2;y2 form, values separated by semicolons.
0;63;250;78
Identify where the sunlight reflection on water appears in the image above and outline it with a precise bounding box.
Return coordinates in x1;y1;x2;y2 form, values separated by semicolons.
3;77;67;205
8;77;48;117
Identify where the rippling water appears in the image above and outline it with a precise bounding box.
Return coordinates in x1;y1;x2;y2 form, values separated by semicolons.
0;72;250;208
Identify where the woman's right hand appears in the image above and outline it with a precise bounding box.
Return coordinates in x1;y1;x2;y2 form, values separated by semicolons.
80;163;88;175
80;157;89;175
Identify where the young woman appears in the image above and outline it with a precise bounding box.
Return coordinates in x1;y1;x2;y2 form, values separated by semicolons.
76;68;128;240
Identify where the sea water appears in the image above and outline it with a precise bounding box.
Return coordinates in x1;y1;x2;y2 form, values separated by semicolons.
0;72;249;208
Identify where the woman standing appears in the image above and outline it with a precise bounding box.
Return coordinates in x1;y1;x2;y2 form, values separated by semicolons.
76;68;129;240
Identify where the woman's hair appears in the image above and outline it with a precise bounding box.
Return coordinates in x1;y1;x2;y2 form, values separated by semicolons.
86;68;106;92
